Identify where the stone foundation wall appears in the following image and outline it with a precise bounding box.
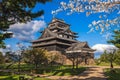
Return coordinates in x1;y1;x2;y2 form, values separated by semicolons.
47;51;95;65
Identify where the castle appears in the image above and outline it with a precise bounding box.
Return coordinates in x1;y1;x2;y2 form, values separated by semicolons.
32;18;95;65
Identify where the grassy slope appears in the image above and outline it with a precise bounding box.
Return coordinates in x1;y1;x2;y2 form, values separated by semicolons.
0;64;86;80
44;67;86;76
104;68;120;80
0;76;51;80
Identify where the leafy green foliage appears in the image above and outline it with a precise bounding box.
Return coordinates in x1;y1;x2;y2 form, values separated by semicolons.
99;51;108;63
23;48;48;69
114;50;120;66
104;68;120;80
4;52;15;63
0;52;4;64
107;30;120;66
108;30;120;48
94;58;101;65
94;50;120;67
0;0;51;47
99;50;116;68
0;0;50;30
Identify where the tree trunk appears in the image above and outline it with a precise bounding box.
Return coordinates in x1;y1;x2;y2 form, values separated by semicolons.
18;56;21;75
110;61;113;69
76;58;79;69
34;63;38;74
72;60;75;69
35;63;37;69
110;61;116;73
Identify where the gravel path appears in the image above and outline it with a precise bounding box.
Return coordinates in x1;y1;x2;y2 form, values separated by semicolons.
77;66;107;80
38;66;108;80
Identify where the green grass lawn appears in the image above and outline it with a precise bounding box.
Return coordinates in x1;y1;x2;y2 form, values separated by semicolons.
24;65;86;76
0;75;19;80
0;64;86;80
0;66;86;80
44;67;86;76
104;68;120;80
35;77;51;80
0;75;51;80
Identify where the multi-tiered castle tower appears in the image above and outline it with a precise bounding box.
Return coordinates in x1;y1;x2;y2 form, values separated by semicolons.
32;18;78;52
32;18;95;65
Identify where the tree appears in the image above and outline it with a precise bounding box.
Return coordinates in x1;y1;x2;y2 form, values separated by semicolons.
23;48;48;69
53;0;120;33
0;0;50;48
99;29;120;68
99;51;108;63
94;58;101;65
0;52;4;64
4;52;13;63
100;50;116;69
107;30;120;49
107;30;120;66
46;51;65;66
66;53;83;69
114;50;120;66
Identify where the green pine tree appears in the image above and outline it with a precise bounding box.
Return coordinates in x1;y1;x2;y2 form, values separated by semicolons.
107;30;120;66
107;30;120;49
0;0;51;48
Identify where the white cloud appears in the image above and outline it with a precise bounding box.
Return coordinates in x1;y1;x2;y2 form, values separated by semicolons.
9;20;46;42
92;44;117;58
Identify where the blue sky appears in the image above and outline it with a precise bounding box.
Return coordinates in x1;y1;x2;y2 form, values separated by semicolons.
33;0;108;46
3;0;119;58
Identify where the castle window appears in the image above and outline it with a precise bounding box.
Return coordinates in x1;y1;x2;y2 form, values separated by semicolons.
67;35;69;38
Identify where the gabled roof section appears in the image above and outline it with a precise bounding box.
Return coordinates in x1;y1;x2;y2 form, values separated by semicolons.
39;28;57;39
66;42;94;51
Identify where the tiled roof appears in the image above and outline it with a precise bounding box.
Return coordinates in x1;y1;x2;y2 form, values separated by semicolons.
66;42;90;51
